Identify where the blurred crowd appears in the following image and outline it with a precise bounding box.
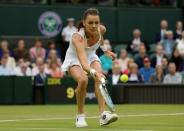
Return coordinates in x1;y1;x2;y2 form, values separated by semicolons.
0;18;184;85
103;20;184;84
0;0;178;7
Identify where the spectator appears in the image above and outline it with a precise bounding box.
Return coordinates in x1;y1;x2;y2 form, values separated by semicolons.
49;60;64;78
14;62;32;76
151;44;166;67
150;65;164;83
134;44;148;68
161;56;169;75
0;55;14;76
111;62;122;85
34;63;50;87
14;39;29;62
45;40;61;59
174;21;183;40
162;30;176;56
117;49;130;73
57;58;63;68
129;29;142;53
163;62;182;84
32;57;50;76
100;39;113;74
176;31;184;56
170;48;184;72
3;50;16;70
61;18;77;61
46;49;61;65
96;38;112;57
16;58;25;67
29;39;46;63
34;63;50;104
0;40;14;59
123;58;135;75
128;63;143;83
139;57;155;83
127;29;149;54
155;19;168;43
16;58;31;72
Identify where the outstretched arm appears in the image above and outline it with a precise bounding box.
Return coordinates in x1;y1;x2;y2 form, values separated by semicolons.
99;25;116;60
72;33;91;73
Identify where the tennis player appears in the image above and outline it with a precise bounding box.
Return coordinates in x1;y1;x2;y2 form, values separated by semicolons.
62;8;118;127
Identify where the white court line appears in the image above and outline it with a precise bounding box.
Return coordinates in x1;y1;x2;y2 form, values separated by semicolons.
15;128;155;131
0;112;184;123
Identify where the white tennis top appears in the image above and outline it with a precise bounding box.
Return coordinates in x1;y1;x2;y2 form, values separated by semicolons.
61;28;101;71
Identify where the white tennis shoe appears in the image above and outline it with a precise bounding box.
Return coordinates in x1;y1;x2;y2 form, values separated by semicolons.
100;111;118;126
75;114;88;128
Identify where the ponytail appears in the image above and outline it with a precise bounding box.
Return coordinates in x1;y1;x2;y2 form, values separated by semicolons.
77;20;84;31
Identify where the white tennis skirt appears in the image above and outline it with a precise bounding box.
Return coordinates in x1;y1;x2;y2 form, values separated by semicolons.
61;52;101;72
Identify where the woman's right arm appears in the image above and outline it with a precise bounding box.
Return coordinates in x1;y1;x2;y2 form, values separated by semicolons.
72;34;91;73
72;33;104;80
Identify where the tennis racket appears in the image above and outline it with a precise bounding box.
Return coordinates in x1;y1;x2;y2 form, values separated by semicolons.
99;78;115;112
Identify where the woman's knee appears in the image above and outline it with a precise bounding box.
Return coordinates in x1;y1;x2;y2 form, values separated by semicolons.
77;75;88;88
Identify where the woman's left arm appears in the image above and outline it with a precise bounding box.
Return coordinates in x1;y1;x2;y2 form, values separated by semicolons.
99;25;116;60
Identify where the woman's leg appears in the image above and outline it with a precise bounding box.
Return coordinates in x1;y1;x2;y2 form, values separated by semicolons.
90;61;118;126
90;61;105;113
69;65;88;114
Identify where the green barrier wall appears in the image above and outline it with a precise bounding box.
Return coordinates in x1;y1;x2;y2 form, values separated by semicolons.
45;77;98;104
113;84;184;104
0;76;14;104
0;5;182;43
0;76;184;104
0;76;32;104
14;76;33;104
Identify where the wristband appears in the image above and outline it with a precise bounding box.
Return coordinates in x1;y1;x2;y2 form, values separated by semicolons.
89;68;97;77
100;77;106;85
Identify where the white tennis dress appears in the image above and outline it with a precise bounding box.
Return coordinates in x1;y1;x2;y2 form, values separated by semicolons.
61;28;101;72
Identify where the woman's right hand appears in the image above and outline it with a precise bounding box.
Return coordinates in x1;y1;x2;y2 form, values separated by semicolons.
95;71;106;83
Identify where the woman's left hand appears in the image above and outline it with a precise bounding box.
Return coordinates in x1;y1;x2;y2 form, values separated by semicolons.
105;51;116;60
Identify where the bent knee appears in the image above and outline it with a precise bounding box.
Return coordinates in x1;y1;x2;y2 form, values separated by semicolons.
78;76;88;87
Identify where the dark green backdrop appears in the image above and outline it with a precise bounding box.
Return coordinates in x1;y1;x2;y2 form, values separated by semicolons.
0;5;182;43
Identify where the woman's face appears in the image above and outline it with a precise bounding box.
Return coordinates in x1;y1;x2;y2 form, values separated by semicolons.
176;21;183;30
112;66;121;75
51;63;58;69
162;58;168;67
49;50;57;58
18;40;25;49
35;41;42;48
83;15;100;34
49;43;55;49
38;63;45;73
120;50;127;59
1;41;8;50
131;67;138;74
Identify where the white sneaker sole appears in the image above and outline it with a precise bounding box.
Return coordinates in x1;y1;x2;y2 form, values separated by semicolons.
76;123;88;128
100;115;118;126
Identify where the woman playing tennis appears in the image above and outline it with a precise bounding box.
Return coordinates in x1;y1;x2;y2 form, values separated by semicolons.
62;8;118;127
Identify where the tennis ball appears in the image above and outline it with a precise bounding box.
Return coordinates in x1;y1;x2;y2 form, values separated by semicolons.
120;74;129;83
